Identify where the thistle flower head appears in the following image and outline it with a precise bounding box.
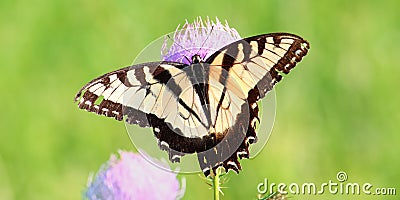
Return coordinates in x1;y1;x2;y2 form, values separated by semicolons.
85;150;184;200
162;17;241;65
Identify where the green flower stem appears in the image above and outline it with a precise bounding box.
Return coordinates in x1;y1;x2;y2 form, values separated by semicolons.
213;168;221;200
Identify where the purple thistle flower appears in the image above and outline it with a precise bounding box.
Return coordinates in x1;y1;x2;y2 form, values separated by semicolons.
85;150;184;200
162;17;241;65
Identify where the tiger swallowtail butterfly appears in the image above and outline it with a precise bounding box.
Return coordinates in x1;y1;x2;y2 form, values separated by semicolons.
75;32;310;176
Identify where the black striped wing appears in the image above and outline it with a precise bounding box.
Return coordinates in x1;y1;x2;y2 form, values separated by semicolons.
75;61;237;164
75;32;310;176
76;61;184;125
206;33;309;100
201;33;310;174
75;61;213;135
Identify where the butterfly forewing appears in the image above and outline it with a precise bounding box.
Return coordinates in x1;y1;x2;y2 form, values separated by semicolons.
75;62;184;125
206;33;309;100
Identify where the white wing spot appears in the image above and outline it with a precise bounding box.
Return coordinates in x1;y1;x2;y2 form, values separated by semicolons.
246;136;256;144
160;140;169;148
112;110;119;115
172;154;181;160
301;42;308;50
227;161;238;169
202;167;210;173
251;118;258;125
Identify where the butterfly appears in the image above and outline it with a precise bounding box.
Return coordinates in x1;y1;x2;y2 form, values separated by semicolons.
75;32;309;176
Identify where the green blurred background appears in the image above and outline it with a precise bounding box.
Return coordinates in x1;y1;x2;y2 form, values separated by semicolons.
1;0;399;199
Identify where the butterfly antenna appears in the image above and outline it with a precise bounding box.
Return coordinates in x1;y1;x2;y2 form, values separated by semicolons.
167;34;192;62
196;25;215;60
183;55;191;64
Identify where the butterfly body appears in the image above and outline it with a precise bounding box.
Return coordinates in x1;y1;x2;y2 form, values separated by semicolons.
75;33;310;176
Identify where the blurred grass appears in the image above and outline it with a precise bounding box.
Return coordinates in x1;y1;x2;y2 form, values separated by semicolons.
1;0;399;199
